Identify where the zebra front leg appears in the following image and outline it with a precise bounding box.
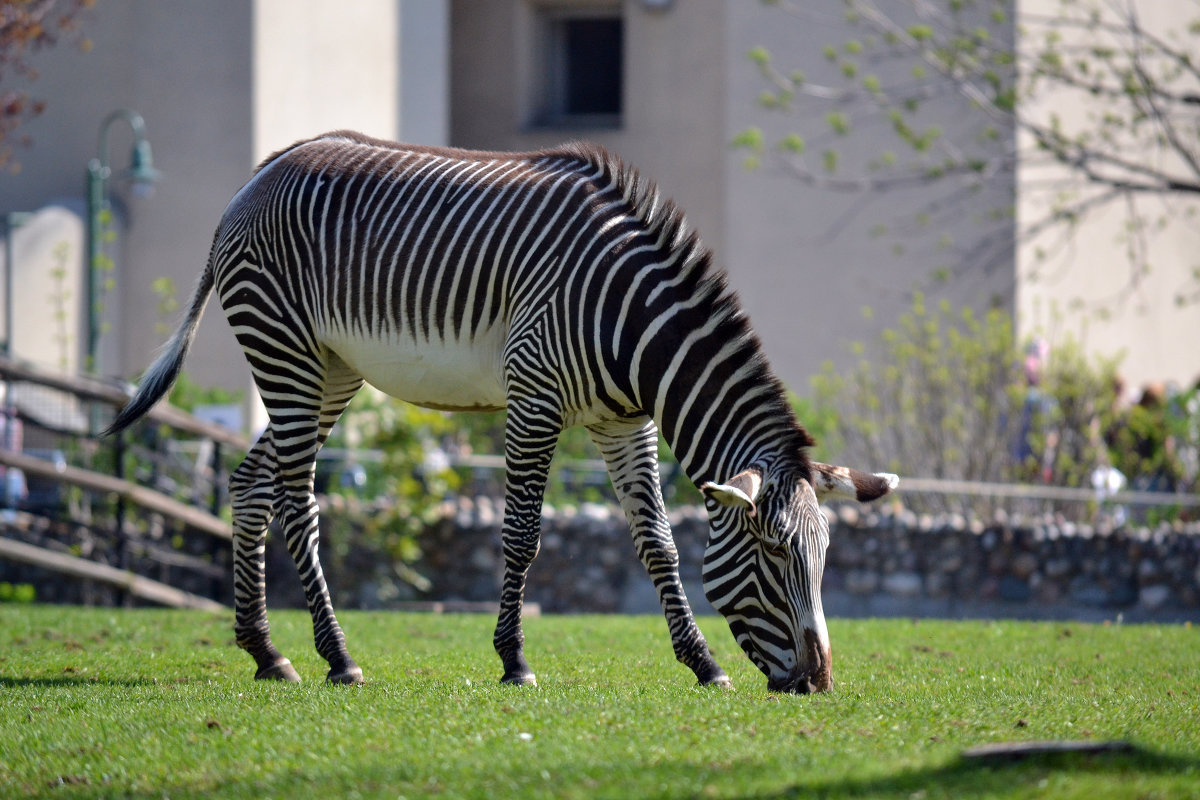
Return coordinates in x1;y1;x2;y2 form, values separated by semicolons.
230;433;299;682
588;420;730;688
493;401;561;686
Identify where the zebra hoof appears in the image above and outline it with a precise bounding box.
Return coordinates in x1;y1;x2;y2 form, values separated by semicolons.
692;660;731;688
500;671;537;687
326;664;365;685
255;658;301;683
701;674;733;690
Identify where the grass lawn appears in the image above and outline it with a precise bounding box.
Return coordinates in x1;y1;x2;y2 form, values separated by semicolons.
0;605;1197;799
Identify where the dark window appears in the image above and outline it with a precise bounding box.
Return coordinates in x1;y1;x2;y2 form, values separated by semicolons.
533;8;623;128
562;18;622;116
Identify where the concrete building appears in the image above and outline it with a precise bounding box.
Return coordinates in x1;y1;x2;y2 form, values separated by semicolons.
1;0;1194;435
451;0;1017;393
1015;0;1200;389
0;0;448;417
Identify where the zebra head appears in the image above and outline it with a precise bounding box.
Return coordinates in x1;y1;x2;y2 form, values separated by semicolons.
701;462;896;693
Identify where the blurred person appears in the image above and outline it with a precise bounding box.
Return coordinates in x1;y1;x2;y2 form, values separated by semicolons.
1012;338;1058;483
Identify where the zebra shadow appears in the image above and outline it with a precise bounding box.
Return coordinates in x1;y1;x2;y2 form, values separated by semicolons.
756;744;1198;799
0;675;162;689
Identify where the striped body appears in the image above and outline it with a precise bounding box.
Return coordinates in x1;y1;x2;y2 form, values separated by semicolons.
107;131;896;691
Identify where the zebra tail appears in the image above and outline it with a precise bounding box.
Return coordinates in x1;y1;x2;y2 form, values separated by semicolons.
101;266;216;437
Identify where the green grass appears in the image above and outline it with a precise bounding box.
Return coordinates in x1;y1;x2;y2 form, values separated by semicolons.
1;606;1197;799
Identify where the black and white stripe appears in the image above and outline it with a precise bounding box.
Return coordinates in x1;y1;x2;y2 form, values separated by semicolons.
106;130;896;691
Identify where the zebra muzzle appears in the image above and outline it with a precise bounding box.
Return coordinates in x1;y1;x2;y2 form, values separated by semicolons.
767;628;832;694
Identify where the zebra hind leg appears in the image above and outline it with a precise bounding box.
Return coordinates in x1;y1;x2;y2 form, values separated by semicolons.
492;400;561;686
230;431;300;682
272;411;364;685
588;420;731;688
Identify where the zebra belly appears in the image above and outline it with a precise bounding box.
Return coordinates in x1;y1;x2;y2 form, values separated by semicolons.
326;332;508;412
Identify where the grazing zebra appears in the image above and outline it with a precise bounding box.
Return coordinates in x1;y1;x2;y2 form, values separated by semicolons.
105;131;897;693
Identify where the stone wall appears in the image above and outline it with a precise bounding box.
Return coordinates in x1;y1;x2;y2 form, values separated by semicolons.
412;497;1200;622
8;494;1197;621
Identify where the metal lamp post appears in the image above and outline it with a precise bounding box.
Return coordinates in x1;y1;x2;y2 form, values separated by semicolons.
85;109;161;376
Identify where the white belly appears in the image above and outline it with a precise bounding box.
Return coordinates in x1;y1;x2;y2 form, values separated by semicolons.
326;330;507;411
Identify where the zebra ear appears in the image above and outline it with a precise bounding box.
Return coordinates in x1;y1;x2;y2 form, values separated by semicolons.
701;468;763;518
810;461;899;503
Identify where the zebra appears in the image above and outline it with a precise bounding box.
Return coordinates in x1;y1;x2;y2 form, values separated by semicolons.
105;130;897;693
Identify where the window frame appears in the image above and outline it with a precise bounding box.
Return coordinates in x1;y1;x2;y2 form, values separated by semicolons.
528;2;624;131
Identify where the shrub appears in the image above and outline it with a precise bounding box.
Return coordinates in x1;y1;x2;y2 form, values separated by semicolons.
808;295;1121;516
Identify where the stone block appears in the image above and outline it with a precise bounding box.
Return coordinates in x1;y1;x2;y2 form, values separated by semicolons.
845;569;880;596
1138;584;1171;610
883;571;922;598
1011;552;1040;580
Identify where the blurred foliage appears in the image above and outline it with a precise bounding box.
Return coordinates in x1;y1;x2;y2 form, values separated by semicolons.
47;240;73;371
323;388;459;548
0;0;95;172
739;0;1200;305
0;582;36;603
325;390;704;515
166;372;242;413
811;294;1024;484
807;295;1133;516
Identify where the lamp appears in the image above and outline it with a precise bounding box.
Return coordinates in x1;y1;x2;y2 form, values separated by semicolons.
85;109;161;375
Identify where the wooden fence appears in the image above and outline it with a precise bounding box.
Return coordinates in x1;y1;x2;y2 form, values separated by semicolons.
0;354;246;608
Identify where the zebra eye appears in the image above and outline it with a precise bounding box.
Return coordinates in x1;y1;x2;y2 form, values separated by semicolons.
755;514;794;554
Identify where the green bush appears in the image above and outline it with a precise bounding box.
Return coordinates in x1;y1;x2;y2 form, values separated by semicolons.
318;389;462;600
811;295;1023;484
808;295;1122;515
0;582;36;603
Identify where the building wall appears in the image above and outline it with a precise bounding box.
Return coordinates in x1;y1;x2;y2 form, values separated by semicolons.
5;0;1192;442
399;0;451;146
253;0;400;161
722;2;1015;396
449;0;728;260
1016;0;1200;390
0;0;257;394
449;0;1016;399
0;1;448;425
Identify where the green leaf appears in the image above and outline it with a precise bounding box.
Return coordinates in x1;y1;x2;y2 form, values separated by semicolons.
777;133;806;154
747;45;770;66
825;111;851;136
730;127;765;152
908;24;934;41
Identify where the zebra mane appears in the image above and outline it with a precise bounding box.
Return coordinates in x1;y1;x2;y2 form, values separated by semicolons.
550;141;817;470
552;141;695;263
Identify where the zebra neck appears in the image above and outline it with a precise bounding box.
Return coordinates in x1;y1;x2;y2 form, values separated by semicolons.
649;346;808;488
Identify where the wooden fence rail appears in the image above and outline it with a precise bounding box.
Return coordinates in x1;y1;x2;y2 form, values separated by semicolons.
0;533;224;610
0;353;249;447
0;355;241;607
0;449;233;540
